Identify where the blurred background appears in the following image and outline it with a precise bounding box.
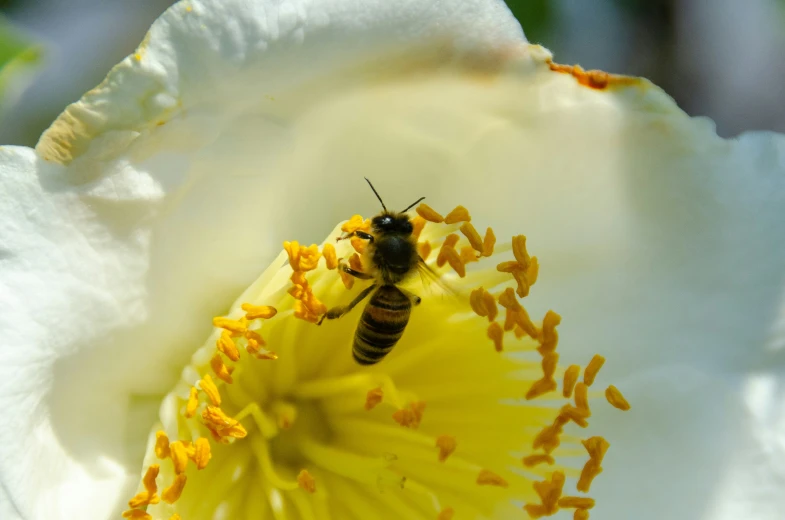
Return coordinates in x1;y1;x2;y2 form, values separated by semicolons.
1;0;785;146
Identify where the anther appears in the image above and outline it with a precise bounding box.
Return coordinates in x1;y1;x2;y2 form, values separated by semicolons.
538;310;561;353
365;387;384;410
190;437;211;470
476;469;508;487
416;203;444;223
563;365;581;398
575;510;590;520
522;454;555;467
437;507;455;520
169;441;189;474
297;469;316;493
460;222;484;253
241;303;277;320
435;435;457;462
199;374;221;406
212;316;247;334
322;243;338;269
559;497;595;509
210;353;234;384
525;377;557;400
511;235;531;268
444;205;471;224
559;405;590;428
583;355;605;386
162;474;187;503
202;406;248;439
418;241;432;261
605;385;630;410
482;227;496;257
442;247;466;277
436;234;460;267
574;383;590;413
412;216;427;238
487;322;504;352
542;352;559;380
155;431;170;459
122;510;152;519
460;245;479;264
216;330;240;362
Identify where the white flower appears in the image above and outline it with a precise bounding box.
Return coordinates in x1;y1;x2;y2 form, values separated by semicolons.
1;0;784;519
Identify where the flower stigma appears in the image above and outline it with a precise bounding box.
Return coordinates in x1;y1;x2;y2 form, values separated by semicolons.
125;200;631;520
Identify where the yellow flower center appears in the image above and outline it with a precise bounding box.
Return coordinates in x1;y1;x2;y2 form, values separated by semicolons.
123;203;630;520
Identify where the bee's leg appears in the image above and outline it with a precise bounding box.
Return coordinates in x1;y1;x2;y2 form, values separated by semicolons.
399;288;422;306
318;284;377;325
337;230;374;243
338;260;373;280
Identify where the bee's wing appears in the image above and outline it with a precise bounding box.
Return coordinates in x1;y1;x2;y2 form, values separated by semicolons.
417;256;458;297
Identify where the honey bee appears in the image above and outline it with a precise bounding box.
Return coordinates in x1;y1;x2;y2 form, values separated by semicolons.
318;178;446;365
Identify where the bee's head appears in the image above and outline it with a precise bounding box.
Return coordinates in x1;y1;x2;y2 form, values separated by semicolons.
372;213;414;235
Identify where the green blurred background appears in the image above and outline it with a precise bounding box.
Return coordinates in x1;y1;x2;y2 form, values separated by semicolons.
2;0;785;145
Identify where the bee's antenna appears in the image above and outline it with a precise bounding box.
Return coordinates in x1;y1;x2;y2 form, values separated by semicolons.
402;196;425;213
365;177;387;211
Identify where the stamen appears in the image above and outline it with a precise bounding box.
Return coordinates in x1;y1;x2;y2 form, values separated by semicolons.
559;405;589;428
482;227;496;257
605;385;631;410
562;365;581;398
416;203;444;223
322;243;338;269
341;215;370;234
349;253;363;272
559;497;595;509
512;235;530;267
212;316;247;334
533;415;568;454
210;353;234;384
444;205;471;224
202;406;248;439
542;352;559;380
418;241;432;261
487;322;504;352
241;303;277;320
216;330;240;362
442;247;465;277
436;234;459;267
190;437;211;469
583;355;605;386
155;431;170;459
574;383;590;413
297;469;316;493
498;288;537;337
365;387;384;410
575;510;590;520
122;510;151;519
162;474;187;503
525;378;557;400
528;470;565;516
522;454;554;467
538;311;561;353
412;216;427;239
437;507;455;520
199;374;221;406
460;246;479;264
476;469;508;487
169;441;189;474
128;464;160;507
392;401;426;428
577;461;603;493
435;434;457;462
351;236;366;253
460;222;484;253
284;241;322;271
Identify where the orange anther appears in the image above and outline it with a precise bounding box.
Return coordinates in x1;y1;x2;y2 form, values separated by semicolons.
297;469;316;493
444;205;471;224
460;222;484;253
416;203;444;223
142;464;159;495
574;383;590;413
538;310;561;353
583;355;605;386
365;387;383;411
559;405;589;428
525;377;557;400
460;245;479;264
199;374;221;406
212;316;247;334
162;474;187;504
155;431;170;459
392;401;426;429
241;303;277;320
412;216;427;239
122;510;152;519
341;215;368;234
476;469;508;487
523;503;548;519
577;460;603;493
482;227;496;257
558;497;595;509
563;365;581;398
511;235;531;268
582;436;610;463
435;435;457;462
322;243;338;269
202;406;247;439
350;236;366;253
210;353;234;384
216;330;240;362
605;385;630;410
438;507;454;520
522;454;555;467
487;322;504;352
442;246;466;277
574;510;590;520
191;437;211;470
418;240;432;261
436;234;460;267
541;352;559;380
349;253;363;272
169;441;189;474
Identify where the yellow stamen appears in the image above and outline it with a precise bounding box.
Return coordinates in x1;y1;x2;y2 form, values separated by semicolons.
460;245;479;264
582;436;610;462
435;434;457;462
212;316;247;334
575;510;590;520
542;352;559;380
511;235;531;268
460;222;484;253
349;253;363;272
162;474;187;504
412;215;427;239
523;504;548;519
340;268;355;289
531;470;565;515
442;246;466;277
210;353;234;384
487;322;504;352
340;215;369;234
241;303;277;320
142;464;159;494
216;330;240;362
583;355;605;386
559;497;595;509
297;469;316;493
418;240;432;261
365;387;384;410
416;203;444;223
190;437;211;470
605;385;631;410
577;460;603;493
560;405;589;428
437;507;455;520
443;205;471;224
284;241;322;271
533;416;568;454
538;310;561;353
525;377;557;400
482;227;496;257
469;287;497;321
199;374;221;406
436;234;460;267
351;236;366;253
392;401;426;428
322;243;338;269
169;441;189;474
563;365;581;398
522;454;554;467
498;288;537;337
476;469;508;487
202;405;248;439
154;431;170;459
574;382;590;413
122;510;152;519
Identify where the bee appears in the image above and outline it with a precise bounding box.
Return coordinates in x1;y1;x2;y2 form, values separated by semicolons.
318;178;446;365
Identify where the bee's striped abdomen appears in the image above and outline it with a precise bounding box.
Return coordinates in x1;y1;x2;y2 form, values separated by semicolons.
353;285;411;365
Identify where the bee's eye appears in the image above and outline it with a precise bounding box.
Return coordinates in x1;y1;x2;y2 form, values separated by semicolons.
401;220;413;234
373;216;394;229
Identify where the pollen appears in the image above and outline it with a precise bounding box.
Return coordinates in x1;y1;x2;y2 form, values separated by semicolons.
210;353;234;384
162;474;187;504
154;431;170;459
442;246;466;277
482;227;496;256
169;441;189;474
322;243;338;269
436;234;460;267
605;385;631;410
526;470;565;516
526;377;557;400
128;464;160;508
412;215;427;239
470;287;498;322
416;203;444;223
476;469;508;487
340;214;370;234
435;434;457;462
191;437;211;469
443;205;471;224
202;406;248;439
583;355;605;386
212;316;247;334
559;497;595;509
241;303;277;320
365;387;384;410
522;454;555;467
460;222;484;253
297;469;316;493
199;374;221;406
563;365;580;398
460;245;480;264
284;241;322;272
539;311;561;353
393;401;426;428
487;322;504;352
216;330;240;362
574;382;590;414
418;240;432;261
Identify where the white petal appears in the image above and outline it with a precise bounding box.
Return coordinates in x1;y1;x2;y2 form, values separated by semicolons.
1;0;784;519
